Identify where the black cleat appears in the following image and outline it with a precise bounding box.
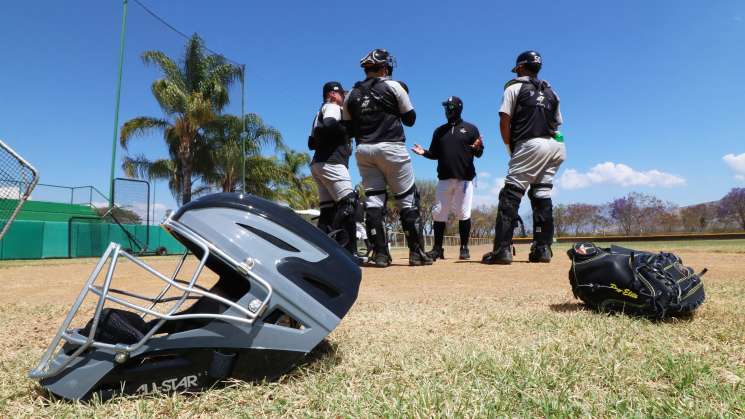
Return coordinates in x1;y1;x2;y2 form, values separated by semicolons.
459;246;470;260
528;243;552;263
371;251;392;268
481;246;513;265
426;247;445;260
409;249;434;266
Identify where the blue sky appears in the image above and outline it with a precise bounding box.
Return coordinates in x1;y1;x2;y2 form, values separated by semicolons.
2;0;745;216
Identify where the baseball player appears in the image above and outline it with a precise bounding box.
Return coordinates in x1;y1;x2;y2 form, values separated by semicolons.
308;81;359;259
412;96;483;260
482;50;566;265
344;48;432;267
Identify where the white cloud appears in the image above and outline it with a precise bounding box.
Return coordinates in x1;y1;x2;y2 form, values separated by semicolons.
723;153;745;182
559;162;686;189
472;177;504;206
478;171;491;179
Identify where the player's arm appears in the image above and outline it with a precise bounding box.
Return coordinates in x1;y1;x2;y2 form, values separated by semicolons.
318;104;347;142
499;113;511;148
471;126;484;158
412;129;439;159
498;84;518;155
388;80;416;127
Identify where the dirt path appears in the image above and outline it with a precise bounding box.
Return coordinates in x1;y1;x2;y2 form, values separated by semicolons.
1;244;735;307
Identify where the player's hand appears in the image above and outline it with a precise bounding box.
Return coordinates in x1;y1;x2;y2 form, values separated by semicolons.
411;144;426;156
471;137;483;149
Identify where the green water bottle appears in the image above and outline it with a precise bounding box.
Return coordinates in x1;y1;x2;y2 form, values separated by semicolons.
553;131;564;143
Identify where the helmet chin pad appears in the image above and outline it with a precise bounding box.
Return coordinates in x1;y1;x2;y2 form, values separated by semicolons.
29;193;361;401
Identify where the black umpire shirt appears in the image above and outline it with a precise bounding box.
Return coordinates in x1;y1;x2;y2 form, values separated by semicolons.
423;118;483;180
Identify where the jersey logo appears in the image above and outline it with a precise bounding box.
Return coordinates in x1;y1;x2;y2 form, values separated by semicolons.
459;128;468;134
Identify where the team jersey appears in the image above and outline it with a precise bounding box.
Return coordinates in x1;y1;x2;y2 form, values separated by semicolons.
500;76;562;147
310;103;352;166
343;77;413;144
423;119;483;181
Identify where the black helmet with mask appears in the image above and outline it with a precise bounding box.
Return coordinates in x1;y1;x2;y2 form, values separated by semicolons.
360;48;397;76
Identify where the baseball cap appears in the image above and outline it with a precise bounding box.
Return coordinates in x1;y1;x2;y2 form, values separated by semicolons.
322;81;345;98
441;96;463;109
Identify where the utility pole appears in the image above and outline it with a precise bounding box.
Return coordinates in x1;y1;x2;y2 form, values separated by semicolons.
240;64;247;194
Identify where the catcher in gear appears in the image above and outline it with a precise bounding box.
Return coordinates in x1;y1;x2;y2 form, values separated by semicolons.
483;50;566;265
344;48;432;267
308;81;361;262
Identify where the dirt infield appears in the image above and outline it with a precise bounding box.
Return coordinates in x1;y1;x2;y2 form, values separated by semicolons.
0;242;739;306
1;242;744;417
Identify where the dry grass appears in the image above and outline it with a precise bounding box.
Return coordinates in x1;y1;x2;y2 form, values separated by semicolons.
0;242;743;417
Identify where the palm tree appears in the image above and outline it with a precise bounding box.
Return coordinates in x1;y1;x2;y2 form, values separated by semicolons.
119;34;242;204
278;150;318;209
121;154;179;200
201;113;285;194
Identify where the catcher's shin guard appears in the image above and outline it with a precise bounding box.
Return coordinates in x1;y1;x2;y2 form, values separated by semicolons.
317;203;335;234
365;206;390;266
395;185;432;266
528;185;554;262
529;185;554;246
482;184;524;264
332;192;359;255
400;207;432;266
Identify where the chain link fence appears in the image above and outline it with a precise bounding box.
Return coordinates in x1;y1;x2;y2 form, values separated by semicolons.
388;232;492;249
0;139;39;240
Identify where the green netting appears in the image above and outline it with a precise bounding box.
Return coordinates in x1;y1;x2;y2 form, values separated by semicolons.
69;217;109;258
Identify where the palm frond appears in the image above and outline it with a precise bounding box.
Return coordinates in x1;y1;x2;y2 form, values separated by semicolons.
119;117;172;149
141;51;185;90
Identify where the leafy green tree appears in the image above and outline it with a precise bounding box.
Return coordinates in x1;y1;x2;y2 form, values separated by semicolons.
119;34;242;204
278;150;318;210
202;113;284;194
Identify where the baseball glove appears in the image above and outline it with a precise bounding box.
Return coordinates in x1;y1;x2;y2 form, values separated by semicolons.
567;243;706;318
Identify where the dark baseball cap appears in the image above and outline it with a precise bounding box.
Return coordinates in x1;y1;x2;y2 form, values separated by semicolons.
322;81;345;98
442;96;463;109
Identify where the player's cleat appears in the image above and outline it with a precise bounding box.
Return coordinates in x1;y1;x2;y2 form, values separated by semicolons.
482;246;513;265
426;247;445;260
409;249;434;266
528;243;552;263
459;246;470;260
371;251;392;268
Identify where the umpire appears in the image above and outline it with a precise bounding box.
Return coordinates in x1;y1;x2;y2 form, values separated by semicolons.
344;48;432;267
308;81;359;260
482;50;566;265
412;96;483;260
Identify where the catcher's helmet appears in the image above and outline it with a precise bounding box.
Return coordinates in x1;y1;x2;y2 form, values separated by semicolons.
360;48;396;74
29;193;361;401
512;50;542;73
